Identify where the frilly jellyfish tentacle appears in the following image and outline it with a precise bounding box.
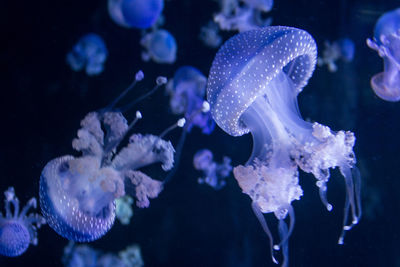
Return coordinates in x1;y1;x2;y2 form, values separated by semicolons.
0;187;45;257
207;26;361;265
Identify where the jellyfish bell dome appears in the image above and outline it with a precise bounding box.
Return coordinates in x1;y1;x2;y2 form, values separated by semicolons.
373;8;400;45
207;26;317;137
40;156;116;242
108;0;164;29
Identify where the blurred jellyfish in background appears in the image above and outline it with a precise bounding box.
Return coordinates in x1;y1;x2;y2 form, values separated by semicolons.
108;0;164;29
0;187;46;257
141;29;177;64
317;38;355;72
214;0;273;32
193;149;232;190
115;196;134;225
63;241;144;267
200;21;223;48
166;66;215;134
207;26;361;265
66;33;108;76
39;71;176;242
367;8;400;102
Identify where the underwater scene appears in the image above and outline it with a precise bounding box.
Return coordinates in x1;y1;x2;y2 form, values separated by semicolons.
1;0;400;266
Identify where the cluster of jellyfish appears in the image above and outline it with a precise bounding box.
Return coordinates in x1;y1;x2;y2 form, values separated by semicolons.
7;0;400;265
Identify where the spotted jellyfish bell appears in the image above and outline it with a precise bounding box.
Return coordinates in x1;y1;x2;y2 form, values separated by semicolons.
207;26;361;266
39;71;177;242
0;187;46;257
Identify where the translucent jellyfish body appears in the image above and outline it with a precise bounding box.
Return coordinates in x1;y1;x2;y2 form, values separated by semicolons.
63;241;144;267
317;38;355;72
66;33;108;76
115;195;134;225
108;0;164;29
166;66;215;134
40;75;175;242
367;8;400;101
193;149;232;190
214;0;273;33
207;26;361;265
141;29;177;64
0;187;45;257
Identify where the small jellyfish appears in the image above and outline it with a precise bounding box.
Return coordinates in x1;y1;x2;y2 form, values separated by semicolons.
39;72;175;242
166;66;215;134
199;21;223;48
115;195;134;225
108;0;164;29
141;29;177;64
0;187;45;257
317;38;355;72
367;8;400;101
214;0;273;33
193;149;232;190
62;241;144;267
66;33;108;76
207;26;361;265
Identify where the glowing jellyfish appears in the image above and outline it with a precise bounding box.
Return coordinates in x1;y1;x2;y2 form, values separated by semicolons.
207;26;361;265
63;241;144;267
108;0;164;29
166;66;215;134
0;187;45;257
115;195;134;225
214;0;273;33
200;21;223;48
367;8;400;102
66;33;108;76
317;38;355;72
193;149;232;190
39;72;175;242
141;29;177;64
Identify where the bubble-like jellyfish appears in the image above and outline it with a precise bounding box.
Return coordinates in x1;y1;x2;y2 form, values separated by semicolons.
39;71;176;242
199;21;223;49
193;149;232;190
166;66;215;134
0;187;46;257
141;29;177;64
115;195;134;225
214;0;273;33
66;33;108;76
317;38;355;72
62;241;144;267
367;8;400;102
108;0;164;29
207;26;361;265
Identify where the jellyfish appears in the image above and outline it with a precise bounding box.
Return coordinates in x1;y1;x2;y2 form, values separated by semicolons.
214;0;273;33
39;71;176;242
193;149;232;190
207;26;361;265
66;33;108;76
166;66;215;134
366;8;400;102
62;241;144;267
199;21;223;48
141;29;177;64
0;187;46;257
115;195;134;225
317;38;355;72
108;0;164;29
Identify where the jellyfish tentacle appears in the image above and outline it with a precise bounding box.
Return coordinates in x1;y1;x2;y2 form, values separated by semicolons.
251;201;278;265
